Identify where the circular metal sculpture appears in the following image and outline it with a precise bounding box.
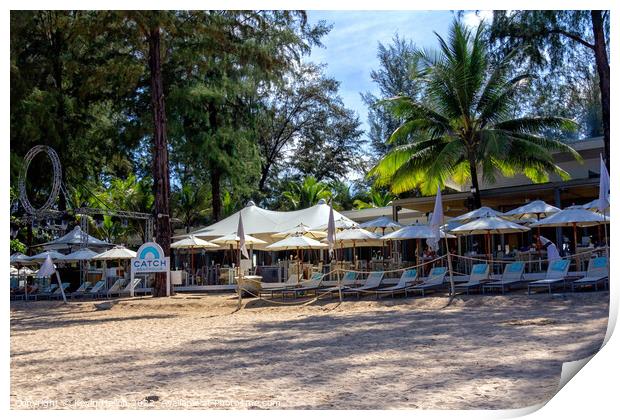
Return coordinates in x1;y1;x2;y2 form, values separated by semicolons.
18;145;62;216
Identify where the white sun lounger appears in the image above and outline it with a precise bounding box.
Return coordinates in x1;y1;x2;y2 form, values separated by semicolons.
321;271;359;295
70;281;92;298
454;264;490;295
280;272;326;299
106;278;128;297
409;267;448;296
82;280;107;299
482;262;526;294
375;269;418;298
571;257;609;292
343;271;385;297
527;259;571;294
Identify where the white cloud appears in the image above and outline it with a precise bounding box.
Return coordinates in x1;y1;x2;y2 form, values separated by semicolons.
462;10;494;28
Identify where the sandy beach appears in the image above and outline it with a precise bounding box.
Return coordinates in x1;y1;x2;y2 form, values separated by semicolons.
10;292;608;410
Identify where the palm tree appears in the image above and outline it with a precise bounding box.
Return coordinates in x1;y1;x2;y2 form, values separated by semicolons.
282;176;332;210
353;189;397;209
171;184;209;233
369;20;582;208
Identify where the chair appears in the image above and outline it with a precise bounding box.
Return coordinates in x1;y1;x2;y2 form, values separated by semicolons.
454;264;490;295
375;269;418;298
320;271;359;296
106;278;128;298
70;281;92;298
409;267;448;296
482;262;526;294
82;280;107;299
343;271;385;297
261;274;300;291
31;283;59;301
527;259;571;294
50;283;71;300
280;272;326;299
118;277;143;296
571;257;609;292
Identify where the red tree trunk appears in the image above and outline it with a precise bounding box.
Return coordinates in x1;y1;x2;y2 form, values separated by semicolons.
148;26;172;297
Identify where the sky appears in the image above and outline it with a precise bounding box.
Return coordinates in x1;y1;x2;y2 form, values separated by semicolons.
304;10;490;135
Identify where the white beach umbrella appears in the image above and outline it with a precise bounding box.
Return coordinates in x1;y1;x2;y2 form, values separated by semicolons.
450;215;529;260
211;232;267;246
271;223;327;239
504;200;561;220
313;217;359;231
171;235;218;277
580;198;610;213
10;266;18;275
59;248;100;262
10;252;32;265
267;235;327;282
93;246;137;260
382;224;456;267
453;206;504;222
382;225;456;240
531;208;609;251
28;250;66;262
359;216;402;233
324;228;381;265
358;217;402;262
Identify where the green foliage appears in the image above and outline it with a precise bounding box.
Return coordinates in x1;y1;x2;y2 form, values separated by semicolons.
281;176;332;210
370;20;581;206
10;239;26;254
353;189;397;210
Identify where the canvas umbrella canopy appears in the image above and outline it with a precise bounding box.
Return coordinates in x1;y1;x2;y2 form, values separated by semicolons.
10;266;18;275
171;235;218;280
580;198;610;213
267;234;327;282
59;248;99;262
93;246;137;280
37;225;112;251
10;252;32;265
324;228;381;266
450;216;530;262
28;250;66;262
359;216;402;262
212;232;267;270
313;217;359;231
531;209;609;255
271;223;327;239
382;224;456;267
504;200;561;220
453;206;504;222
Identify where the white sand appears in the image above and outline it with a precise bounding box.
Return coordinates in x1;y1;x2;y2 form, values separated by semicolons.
10;292;608;409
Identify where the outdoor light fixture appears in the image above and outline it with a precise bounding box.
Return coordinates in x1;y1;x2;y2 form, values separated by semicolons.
470;186;477;194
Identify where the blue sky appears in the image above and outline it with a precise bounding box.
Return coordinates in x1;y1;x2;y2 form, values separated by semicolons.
304;10;487;135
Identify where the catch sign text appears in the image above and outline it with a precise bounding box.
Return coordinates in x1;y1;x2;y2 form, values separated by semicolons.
131;242;170;273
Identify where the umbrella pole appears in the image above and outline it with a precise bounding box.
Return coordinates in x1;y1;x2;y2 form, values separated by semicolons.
297;247;301;284
573;222;579;270
416;238;421;269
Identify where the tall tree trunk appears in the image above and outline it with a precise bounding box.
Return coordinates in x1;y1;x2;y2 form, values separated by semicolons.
468;153;482;209
211;168;222;222
591;10;610;170
148;26;172;297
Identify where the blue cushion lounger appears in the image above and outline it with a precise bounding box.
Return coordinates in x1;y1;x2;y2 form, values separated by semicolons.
280;272;326;299
454;264;490;295
375;269;418;298
571;257;609;292
527;259;571;294
82;280;107;299
409;267;448;296
320;271;359;296
482;262;526;294
343;271;386;298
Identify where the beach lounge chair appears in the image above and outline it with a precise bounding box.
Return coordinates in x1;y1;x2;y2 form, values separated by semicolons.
260;274;305;298
343;271;385;297
31;283;59;301
82;280;107;299
454;264;490;295
118;277;143;296
374;269;419;298
321;271;359;296
527;259;571;294
70;281;92;298
482;262;526;294
106;278;128;298
280;272;326;299
50;282;71;300
571;257;609;292
409;267;448;296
